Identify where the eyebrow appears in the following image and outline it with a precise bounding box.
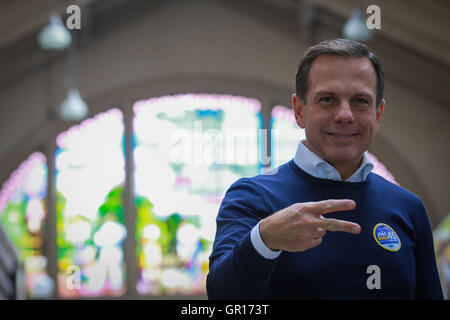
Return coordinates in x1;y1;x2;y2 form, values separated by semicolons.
313;91;335;97
353;93;373;102
313;90;373;100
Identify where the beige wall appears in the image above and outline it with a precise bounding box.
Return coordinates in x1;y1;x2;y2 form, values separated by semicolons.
0;0;448;229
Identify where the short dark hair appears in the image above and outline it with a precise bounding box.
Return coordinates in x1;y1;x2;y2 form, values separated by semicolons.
295;38;384;108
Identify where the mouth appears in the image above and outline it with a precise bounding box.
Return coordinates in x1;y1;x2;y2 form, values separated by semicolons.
326;132;360;140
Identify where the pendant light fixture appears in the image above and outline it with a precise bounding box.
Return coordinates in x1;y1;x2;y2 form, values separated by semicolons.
59;35;88;122
37;12;72;50
59;88;88;122
342;8;373;42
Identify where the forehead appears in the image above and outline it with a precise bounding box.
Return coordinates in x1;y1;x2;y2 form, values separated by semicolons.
308;55;377;96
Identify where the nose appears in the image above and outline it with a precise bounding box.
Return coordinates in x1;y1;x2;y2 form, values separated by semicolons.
333;101;355;124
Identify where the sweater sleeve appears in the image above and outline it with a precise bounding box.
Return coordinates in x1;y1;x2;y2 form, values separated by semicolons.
413;200;444;299
206;178;279;299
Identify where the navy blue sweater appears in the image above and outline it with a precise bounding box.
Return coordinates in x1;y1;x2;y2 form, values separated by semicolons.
207;160;443;299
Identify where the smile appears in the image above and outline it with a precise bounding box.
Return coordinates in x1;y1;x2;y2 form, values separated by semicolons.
326;132;359;139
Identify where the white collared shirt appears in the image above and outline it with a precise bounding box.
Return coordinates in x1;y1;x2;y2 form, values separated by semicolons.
250;140;374;259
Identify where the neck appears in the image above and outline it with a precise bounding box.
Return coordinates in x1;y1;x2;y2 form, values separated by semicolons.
301;140;363;181
333;159;363;180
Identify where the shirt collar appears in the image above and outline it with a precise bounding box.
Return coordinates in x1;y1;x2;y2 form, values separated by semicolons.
293;140;374;182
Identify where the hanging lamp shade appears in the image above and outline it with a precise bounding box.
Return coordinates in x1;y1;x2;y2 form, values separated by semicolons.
59;88;88;121
37;13;72;50
342;8;373;42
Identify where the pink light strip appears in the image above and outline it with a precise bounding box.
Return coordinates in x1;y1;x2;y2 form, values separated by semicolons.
0;152;46;215
367;152;399;185
271;105;296;122
133;93;261;116
56;108;123;148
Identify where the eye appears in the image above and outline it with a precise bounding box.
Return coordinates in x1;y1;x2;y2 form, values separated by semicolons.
319;96;334;104
354;97;369;106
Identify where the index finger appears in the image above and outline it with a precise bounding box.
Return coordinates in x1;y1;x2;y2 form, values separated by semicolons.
308;199;356;215
317;218;361;234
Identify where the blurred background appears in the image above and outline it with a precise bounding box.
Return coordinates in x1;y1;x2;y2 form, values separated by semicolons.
0;0;449;300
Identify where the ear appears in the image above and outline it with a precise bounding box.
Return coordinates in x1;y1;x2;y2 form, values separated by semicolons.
292;93;306;129
375;99;385;130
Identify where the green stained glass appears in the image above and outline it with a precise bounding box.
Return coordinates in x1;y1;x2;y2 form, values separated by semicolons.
0;152;52;298
55;108;126;297
133;94;262;295
434;213;450;299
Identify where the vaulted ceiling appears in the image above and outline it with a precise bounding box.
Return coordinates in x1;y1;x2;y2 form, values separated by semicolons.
0;0;449;90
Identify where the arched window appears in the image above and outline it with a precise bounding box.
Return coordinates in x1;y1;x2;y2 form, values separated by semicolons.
270;105;398;184
133;94;262;295
55;108;126;297
0;152;50;298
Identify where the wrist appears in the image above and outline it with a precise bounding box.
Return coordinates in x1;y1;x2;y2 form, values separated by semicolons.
259;217;281;251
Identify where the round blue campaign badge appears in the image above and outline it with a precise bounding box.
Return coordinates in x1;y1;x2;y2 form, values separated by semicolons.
373;223;401;252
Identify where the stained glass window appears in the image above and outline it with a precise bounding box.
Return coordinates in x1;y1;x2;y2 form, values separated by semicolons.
55;108;127;297
270;105;399;184
0;152;51;298
133;93;262;295
271;105;306;168
433;213;450;299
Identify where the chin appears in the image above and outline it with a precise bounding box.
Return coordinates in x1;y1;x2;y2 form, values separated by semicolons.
323;148;362;166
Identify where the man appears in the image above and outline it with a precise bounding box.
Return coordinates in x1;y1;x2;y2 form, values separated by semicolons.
206;39;443;299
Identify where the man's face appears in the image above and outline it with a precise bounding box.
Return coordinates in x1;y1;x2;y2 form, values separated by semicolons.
294;55;384;175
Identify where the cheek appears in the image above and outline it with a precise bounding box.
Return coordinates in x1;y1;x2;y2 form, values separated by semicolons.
362;118;379;140
303;114;327;132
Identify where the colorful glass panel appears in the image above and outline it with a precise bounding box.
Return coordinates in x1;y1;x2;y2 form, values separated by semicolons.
433;213;450;299
133;93;262;295
270;105;306;167
55;108;126;297
0;152;52;298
